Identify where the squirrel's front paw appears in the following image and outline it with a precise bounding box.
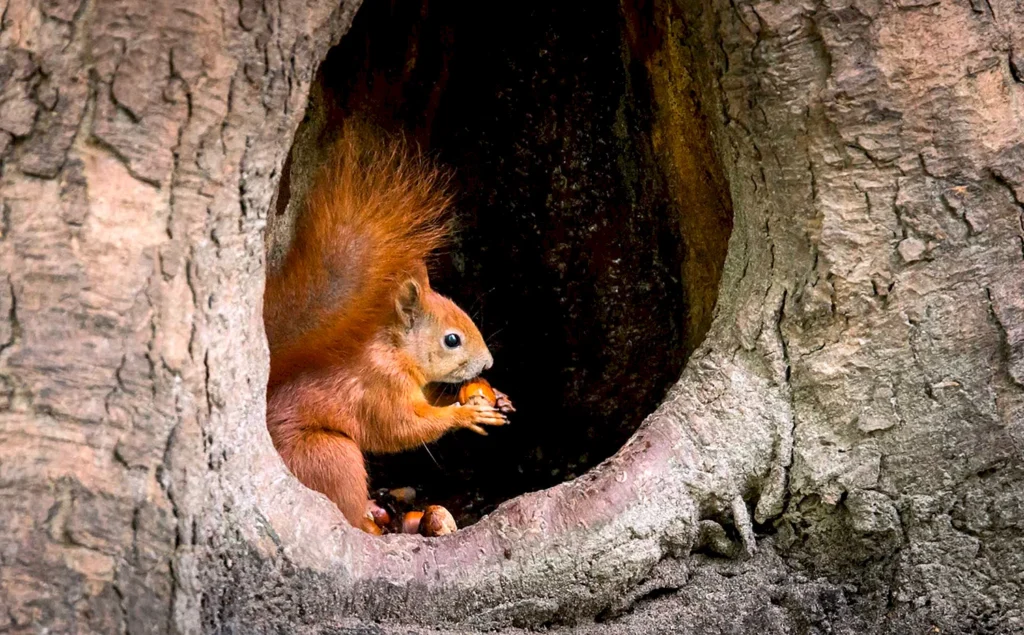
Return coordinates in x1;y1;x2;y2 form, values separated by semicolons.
458;403;508;436
492;388;516;414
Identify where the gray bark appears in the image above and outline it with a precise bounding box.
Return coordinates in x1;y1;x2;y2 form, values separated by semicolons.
1;0;1023;633
0;0;363;631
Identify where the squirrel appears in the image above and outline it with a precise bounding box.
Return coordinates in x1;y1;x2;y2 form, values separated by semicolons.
264;122;507;534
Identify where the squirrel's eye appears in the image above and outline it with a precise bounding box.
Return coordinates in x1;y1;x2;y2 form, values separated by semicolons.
443;333;462;349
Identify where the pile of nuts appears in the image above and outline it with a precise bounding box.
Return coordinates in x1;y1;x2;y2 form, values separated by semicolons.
367;487;458;537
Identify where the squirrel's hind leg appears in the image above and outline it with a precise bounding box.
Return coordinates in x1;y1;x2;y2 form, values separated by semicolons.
288;429;377;534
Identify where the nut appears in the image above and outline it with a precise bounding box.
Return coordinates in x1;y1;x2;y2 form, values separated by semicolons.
419;505;458;537
458;377;497;406
401;510;424;534
362;515;383;535
367;500;391;528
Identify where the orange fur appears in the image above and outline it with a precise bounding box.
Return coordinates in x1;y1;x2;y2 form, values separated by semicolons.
264;123;506;531
265;122;448;388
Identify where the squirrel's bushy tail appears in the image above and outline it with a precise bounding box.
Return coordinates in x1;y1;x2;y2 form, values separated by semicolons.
264;121;450;388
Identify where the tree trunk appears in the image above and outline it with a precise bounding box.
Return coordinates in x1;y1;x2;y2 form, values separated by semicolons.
1;0;1022;633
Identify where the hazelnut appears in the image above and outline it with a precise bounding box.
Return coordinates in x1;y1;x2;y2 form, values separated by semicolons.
367;500;391;528
362;515;383;535
458;377;497;406
419;505;458;537
401;510;424;534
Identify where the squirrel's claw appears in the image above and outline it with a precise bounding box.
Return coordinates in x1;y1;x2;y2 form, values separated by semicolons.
465;403;508;427
493;389;516;414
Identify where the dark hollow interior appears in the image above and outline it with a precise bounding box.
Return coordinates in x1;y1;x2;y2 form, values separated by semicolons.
271;0;733;526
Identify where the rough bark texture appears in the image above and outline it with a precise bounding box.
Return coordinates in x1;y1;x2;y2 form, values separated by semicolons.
1;0;1023;634
0;0;363;631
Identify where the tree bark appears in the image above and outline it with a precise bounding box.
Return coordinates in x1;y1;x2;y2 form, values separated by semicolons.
2;0;1023;634
0;0;363;631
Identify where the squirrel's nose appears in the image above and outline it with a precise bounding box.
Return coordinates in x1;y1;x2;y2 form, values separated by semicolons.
483;353;494;370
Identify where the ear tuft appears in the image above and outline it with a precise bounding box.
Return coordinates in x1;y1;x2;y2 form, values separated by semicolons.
395;278;422;328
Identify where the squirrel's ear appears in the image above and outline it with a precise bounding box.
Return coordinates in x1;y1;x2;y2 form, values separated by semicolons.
395;278;422;328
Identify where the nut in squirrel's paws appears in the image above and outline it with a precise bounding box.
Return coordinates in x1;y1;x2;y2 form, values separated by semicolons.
457;377;515;433
458;378;497;406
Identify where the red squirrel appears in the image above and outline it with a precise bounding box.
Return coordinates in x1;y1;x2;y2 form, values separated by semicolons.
264;123;507;534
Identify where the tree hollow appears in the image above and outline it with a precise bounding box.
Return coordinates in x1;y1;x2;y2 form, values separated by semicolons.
267;0;733;525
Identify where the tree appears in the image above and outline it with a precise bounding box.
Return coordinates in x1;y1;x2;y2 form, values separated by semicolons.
1;0;1021;632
